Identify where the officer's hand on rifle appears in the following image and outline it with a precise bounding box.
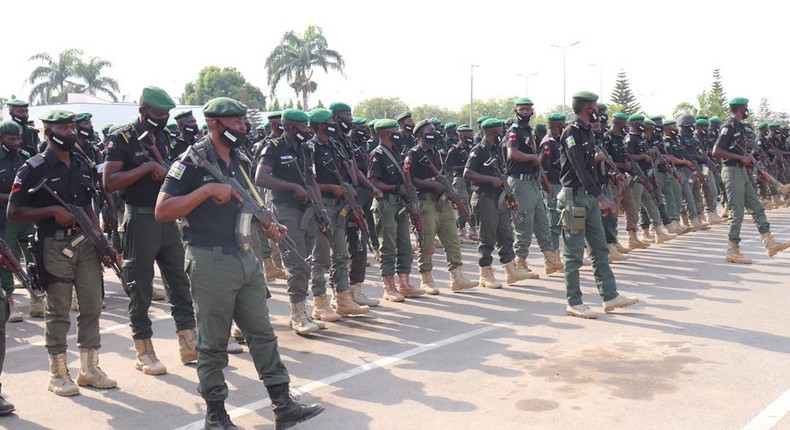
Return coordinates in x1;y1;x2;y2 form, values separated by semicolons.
293;185;309;203
52;206;76;227
598;194;614;216
261;220;286;242
148;162;168;181
490;177;504;189
204;183;234;205
371;187;383;200
741;155;753;167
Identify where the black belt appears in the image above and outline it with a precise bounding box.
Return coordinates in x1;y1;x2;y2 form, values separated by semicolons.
125;204;155;215
191;245;241;255
39;228;77;240
381;193;401;202
509;173;539;180
723;161;743;167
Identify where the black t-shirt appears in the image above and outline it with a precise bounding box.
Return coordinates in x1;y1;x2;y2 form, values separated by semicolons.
368;144;403;191
559;120;602;197
405;144;442;199
465;141;502;195
604;130;628;164
9;150;93;236
105;121;172;207
259;135;315;204
505;123;538;175
161;139;252;247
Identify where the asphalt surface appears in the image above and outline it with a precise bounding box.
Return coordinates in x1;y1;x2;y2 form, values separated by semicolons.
2;208;790;430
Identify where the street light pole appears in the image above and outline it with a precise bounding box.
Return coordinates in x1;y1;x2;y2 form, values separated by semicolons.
517;72;538;97
550;41;580;114
470;64;478;130
589;63;602;100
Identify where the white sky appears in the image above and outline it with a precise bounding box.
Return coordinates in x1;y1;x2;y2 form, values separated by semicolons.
3;0;787;119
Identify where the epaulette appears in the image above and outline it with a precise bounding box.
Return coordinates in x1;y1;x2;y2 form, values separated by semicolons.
26;154;44;168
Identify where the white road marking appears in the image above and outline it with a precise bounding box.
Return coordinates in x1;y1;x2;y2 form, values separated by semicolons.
742;389;790;430
173;322;512;430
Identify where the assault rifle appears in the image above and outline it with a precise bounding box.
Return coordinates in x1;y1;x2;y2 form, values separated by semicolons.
482;157;525;224
285;158;336;250
319;158;375;253
413;154;469;217
401;157;425;249
0;238;45;301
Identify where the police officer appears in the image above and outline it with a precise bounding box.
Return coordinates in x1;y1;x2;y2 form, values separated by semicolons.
446;124;478;242
395;112;417;156
0;249;11;414
557;92;639;319
256;108;326;334
103;87;197;374
0;121;41;321
464;118;533;288
156;97;324;430
694;118;723;223
170;110;200;159
8;109;117;396
533;124;547;148
505;98;563;277
675;114;711;231
406;120;477;294
539;114;567;264
711;97;790;264
306;107;372;322
5;98;39;156
367;119;426;301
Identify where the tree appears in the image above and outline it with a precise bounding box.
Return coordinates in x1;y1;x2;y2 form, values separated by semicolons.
270;99;282;111
708;68;727;118
77;56;120;101
757;98;772;122
265;25;345;111
182;66;266;110
315;99;325;108
412;105;457;123
296;100;303;110
247;109;263;129
672;90;711;118
609;70;641;115
355;97;410;121
27;48;85;104
457;97;518;125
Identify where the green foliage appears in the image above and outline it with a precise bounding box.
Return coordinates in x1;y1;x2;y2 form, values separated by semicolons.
27;48;120;104
411;104;456;123
315;99;324;108
265;25;345;111
708;68;727;118
355;97;410;121
757;98;772;122
182;66;266;110
247;109;263;129
271;99;282;111
610;70;641;115
296;100;303;110
285;100;294;109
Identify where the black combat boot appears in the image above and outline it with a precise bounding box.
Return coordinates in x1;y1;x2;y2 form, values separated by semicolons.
268;383;324;430
0;394;15;416
204;400;237;430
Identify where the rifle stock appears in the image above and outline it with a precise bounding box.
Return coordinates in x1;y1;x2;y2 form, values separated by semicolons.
0;238;45;302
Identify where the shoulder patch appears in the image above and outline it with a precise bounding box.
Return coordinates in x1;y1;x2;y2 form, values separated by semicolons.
565;135;577;148
167;162;186;180
26;154;44;168
721;127;729;136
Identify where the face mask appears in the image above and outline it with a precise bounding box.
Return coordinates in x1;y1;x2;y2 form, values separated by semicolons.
516;112;532;123
77;127;94;139
391;133;402;142
637;124;646;133
600;114;609;123
219;127;247;149
325;123;339;136
590;110;599;122
183;125;197;135
49;131;76;151
404;124;414;133
339;119;352;131
424;132;437;142
670;130;678;138
463;136;473;144
144;113;168;131
277;124;284;132
294;129;313;144
11;115;28;127
743;109;750;119
355;129;366;138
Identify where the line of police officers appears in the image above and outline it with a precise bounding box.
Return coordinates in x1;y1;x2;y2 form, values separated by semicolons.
0;89;789;428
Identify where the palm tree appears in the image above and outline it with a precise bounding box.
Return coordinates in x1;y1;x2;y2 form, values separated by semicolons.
265;25;345;110
77;56;120;101
27;48;85;104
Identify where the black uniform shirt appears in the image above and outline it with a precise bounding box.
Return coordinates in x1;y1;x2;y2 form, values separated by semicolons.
465;141;503;195
0;146;28;228
604;130;628;164
312;137;350;197
161;139;251;247
259;135;315;205
105;121;172;207
505;123;538;176
170;137;192;160
715;118;748;167
559;120;602;197
625;132;651;170
9;150;92;236
368;144;403;191
446;143;471;178
405;144;442;199
539;133;561;184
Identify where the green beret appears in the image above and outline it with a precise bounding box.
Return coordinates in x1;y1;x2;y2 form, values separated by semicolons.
39;109;75;124
282;108;309;123
267;111;282;120
547;113;567;122
174;110;193;121
612;112;629;120
695;119;710;126
709;116;723;124
481;118;504;129
515;97;533;106
648;115;663;122
645;119;656;126
663;119;677;126
476;116;491;124
108;124;125;134
444;122;457;129
457;124;472;132
201;124;208;130
256;124;266;131
6;98;28;108
367;119;378;128
757;122;769;130
101;124;113;131
141;86;176;111
597;103;607;111
166;122;177;130
352;117;367;125
0;121;22;135
395;112;412;122
263;123;271;130
627;114;645;122
535;124;547;133
374;119;398;131
729;97;749;106
572;91;599;102
769;122;781;128
329;102;352;113
307;108;333;124
430;117;442;126
203;97;247;118
413;119;432;136
75;112;92;122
